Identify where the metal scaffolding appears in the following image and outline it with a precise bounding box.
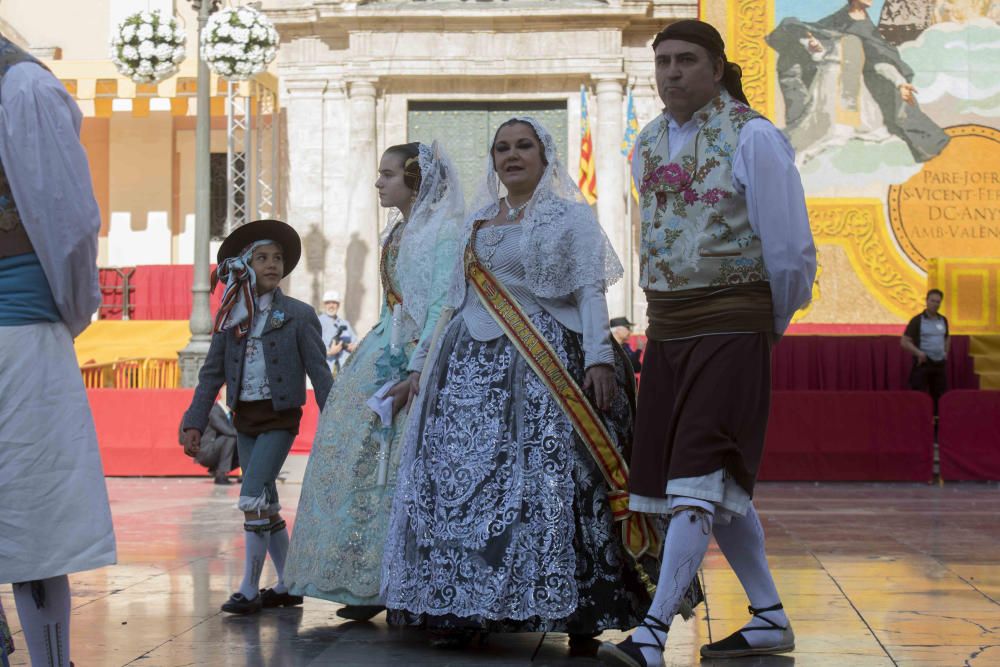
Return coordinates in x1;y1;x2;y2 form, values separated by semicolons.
225;78;280;232
256;82;280;220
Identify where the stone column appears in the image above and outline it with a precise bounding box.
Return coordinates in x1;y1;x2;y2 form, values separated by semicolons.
178;0;219;388
321;81;350;307
629;77;659;327
345;78;380;333
594;74;629;319
283;78;327;306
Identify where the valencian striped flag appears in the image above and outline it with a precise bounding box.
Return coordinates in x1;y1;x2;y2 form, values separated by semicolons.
578;86;598;205
621;88;640;203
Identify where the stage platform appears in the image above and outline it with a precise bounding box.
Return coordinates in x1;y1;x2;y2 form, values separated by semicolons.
89;387;1000;482
2;477;997;666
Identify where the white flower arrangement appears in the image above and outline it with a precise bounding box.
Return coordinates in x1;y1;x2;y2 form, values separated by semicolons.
110;10;186;85
201;6;279;82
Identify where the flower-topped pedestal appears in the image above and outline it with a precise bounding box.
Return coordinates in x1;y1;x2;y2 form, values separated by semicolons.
110;10;186;84
201;6;279;81
202;6;282;232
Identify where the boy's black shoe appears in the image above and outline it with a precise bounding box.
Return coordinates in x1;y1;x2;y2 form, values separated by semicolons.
221;592;262;615
259;587;303;608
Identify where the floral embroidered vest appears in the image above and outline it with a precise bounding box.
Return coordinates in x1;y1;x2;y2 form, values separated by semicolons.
0;38;46;258
636;92;768;292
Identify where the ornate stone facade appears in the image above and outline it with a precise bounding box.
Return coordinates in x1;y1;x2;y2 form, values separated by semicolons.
267;0;697;331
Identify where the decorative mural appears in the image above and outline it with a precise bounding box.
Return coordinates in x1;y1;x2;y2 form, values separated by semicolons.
720;0;1000;328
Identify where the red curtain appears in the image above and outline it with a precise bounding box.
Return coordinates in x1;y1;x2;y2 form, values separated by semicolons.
98;265;222;320
130;265;222;320
771;335;978;391
629;334;978;392
938;390;1000;481
759;391;934;482
97;268;135;320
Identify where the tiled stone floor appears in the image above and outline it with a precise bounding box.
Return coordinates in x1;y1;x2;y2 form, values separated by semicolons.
3;464;998;666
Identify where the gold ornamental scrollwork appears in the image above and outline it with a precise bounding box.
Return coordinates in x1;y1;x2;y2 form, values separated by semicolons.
728;0;775;116
807;199;925;318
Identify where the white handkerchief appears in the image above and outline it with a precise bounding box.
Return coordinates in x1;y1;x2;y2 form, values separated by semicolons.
366;379;398;427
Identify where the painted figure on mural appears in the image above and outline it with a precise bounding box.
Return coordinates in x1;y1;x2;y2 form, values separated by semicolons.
767;0;950;163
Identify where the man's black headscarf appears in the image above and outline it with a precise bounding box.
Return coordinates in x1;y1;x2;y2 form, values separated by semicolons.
652;19;750;106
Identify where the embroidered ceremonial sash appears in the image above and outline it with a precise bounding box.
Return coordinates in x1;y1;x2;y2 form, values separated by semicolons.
380;221;404;309
464;234;661;560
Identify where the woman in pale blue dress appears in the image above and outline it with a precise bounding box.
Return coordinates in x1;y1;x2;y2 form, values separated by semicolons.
284;142;463;618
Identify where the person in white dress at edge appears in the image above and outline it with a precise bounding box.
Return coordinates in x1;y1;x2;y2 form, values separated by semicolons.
0;34;116;667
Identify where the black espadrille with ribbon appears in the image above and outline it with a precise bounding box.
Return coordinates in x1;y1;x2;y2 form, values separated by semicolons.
700;602;795;658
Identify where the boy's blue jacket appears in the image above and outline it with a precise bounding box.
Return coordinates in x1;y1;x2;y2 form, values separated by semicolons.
183;288;333;433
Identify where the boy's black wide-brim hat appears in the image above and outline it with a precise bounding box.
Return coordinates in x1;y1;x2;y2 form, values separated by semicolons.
216;219;301;277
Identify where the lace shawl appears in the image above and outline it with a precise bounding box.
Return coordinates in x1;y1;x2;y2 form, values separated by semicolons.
387;142;465;330
447;116;623;307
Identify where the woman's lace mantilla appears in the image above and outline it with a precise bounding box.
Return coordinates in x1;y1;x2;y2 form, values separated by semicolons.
447;116;623;307
392;142;465;329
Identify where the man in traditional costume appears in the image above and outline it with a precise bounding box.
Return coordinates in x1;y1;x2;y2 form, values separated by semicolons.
0;35;117;666
598;20;816;667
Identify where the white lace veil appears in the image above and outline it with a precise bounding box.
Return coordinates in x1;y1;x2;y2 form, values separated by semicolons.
448;116;623;307
392;141;465;328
